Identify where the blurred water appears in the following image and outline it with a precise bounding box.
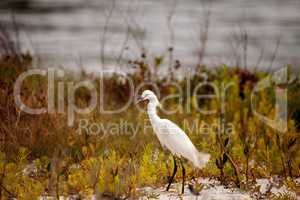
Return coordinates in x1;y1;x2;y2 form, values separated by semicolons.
0;0;300;72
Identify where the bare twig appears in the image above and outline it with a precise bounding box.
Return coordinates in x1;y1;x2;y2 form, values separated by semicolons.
196;2;211;69
254;45;265;72
228;25;249;69
123;3;145;54
166;0;177;81
115;25;130;67
225;152;241;187
240;26;248;70
267;36;281;71
100;0;116;69
0;13;24;61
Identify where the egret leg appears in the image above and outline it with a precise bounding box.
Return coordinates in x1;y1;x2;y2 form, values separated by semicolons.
166;156;177;191
180;159;186;194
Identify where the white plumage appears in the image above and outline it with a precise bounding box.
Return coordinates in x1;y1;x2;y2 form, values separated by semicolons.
154;119;210;168
137;90;210;168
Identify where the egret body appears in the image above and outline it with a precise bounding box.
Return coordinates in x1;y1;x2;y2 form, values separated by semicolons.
137;90;210;193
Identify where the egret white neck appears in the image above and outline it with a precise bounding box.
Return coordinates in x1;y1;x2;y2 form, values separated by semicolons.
147;101;160;124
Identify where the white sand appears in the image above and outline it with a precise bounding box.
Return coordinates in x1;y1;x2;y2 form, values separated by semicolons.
140;178;299;200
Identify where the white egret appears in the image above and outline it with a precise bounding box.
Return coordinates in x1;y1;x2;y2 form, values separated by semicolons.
137;90;210;194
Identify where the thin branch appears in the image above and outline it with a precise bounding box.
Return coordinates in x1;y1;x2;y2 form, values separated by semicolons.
197;2;211;68
224;152;241;187
100;0;116;69
0;183;16;199
267;36;281;71
166;0;177;81
115;25;130;67
254;45;265;72
240;26;248;70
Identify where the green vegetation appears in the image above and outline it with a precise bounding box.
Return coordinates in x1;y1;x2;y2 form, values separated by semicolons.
0;52;299;200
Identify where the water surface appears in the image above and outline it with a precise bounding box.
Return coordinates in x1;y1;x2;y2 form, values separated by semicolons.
1;0;300;72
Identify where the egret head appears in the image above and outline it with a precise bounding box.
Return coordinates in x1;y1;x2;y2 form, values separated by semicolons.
137;90;161;107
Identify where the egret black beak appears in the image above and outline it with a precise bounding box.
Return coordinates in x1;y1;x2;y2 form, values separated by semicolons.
136;96;144;104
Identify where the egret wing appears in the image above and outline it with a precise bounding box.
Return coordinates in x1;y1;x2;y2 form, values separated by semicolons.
158;119;210;168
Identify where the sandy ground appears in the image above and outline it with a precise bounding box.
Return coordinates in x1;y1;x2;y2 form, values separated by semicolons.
36;177;300;199
139;178;300;200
